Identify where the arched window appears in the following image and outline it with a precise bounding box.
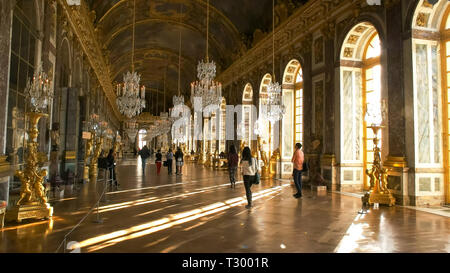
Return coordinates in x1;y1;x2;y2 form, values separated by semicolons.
259;75;271;151
442;7;450;202
7;1;39;166
242;83;253;148
294;67;304;145
282;60;302;160
340;22;382;190
138;129;147;150
363;33;382;170
220;98;226;153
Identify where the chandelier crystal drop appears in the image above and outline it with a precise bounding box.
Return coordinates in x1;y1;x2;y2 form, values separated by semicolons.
26;62;54;113
116;72;146;119
173;95;184;107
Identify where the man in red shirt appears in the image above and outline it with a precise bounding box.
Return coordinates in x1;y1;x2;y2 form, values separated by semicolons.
291;143;304;198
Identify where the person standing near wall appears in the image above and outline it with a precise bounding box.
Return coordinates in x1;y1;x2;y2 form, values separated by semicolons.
166;148;174;175
175;147;184;175
155;149;162;175
292;143;304;199
139;145;151;176
240;147;259;209
227;145;239;188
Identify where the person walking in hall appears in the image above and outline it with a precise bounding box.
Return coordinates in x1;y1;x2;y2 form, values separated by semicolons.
138;145;151;176
292;143;304;199
227;145;239;188
241;147;260;209
106;149;119;187
155;149;162;175
175;147;184;175
166;148;174;175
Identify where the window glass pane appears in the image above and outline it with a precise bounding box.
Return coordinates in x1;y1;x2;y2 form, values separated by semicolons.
11;16;21;54
9;53;19;90
20;26;29;60
29;35;35;65
18;59;28;92
17;94;25;112
365;34;381;59
7;91;17;128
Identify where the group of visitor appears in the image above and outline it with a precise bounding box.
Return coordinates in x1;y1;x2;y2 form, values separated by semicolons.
107;141;304;210
139;145;184;176
227;142;304;209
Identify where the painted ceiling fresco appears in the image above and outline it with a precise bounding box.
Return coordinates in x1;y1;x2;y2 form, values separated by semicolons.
85;0;307;112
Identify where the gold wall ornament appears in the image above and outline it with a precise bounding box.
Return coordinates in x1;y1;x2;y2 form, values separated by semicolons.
6;112;53;223
56;0;122;120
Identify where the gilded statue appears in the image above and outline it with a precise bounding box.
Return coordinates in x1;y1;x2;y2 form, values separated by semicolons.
365;167;377;192
258;137;269;168
33;169;48;204
16;169;32;205
380;168;390;194
85;137;93;162
16;138;48;205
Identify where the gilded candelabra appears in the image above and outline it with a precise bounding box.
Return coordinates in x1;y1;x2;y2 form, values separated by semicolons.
89;135;103;182
365;126;395;206
257;136;270;180
7;112;53;222
83;136;93;182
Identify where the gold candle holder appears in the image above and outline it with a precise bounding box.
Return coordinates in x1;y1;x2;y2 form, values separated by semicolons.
6;112;53;223
366;125;395;207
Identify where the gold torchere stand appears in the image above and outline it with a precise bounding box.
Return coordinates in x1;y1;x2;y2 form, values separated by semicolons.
83;135;93;183
366;126;396;207
257;136;270;180
6;112;53;223
89;136;103;182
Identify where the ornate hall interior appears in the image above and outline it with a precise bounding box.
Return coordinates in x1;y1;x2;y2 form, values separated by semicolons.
0;0;449;253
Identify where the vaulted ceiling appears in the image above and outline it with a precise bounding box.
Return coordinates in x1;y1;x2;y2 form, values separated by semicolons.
85;0;305;114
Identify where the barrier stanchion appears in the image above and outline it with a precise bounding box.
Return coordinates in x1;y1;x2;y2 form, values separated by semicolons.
54;164;113;253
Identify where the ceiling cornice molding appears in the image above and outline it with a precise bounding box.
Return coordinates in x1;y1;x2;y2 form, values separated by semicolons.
57;0;123;121
216;0;358;87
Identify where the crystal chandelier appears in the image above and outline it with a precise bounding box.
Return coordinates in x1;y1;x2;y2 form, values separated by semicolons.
264;0;285;125
173;3;185;110
115;0;146;119
265;81;285;124
26;62;54;113
190;0;222;110
116;72;146;119
124;120;138;143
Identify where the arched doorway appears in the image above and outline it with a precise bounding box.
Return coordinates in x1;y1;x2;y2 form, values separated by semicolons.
241;83;253;149
280;60;302;177
411;0;450;205
258;74;272;153
339;22;383;192
219;97;226;153
138;129;147;150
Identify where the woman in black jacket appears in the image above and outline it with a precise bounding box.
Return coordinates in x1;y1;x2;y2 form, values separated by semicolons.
175;147;184;175
106;149;118;186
